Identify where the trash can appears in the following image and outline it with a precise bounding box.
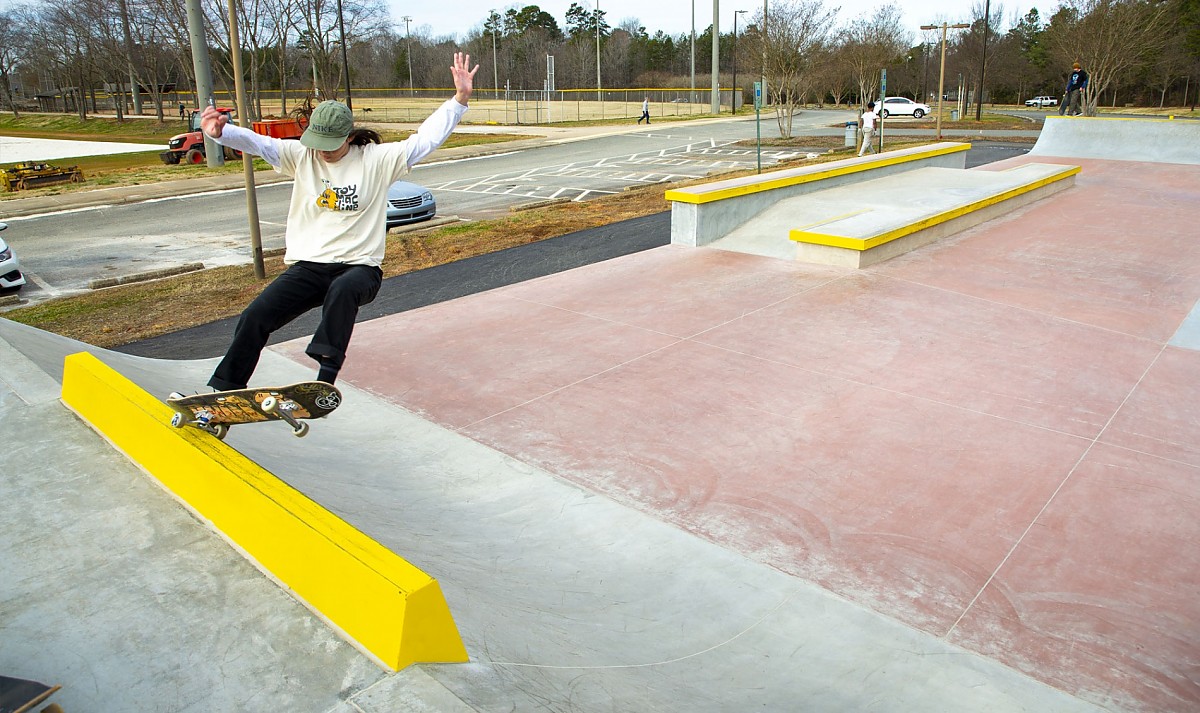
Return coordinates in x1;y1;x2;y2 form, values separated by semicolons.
951;109;960;121
844;121;858;148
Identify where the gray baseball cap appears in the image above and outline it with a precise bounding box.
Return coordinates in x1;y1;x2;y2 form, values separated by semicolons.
301;100;354;151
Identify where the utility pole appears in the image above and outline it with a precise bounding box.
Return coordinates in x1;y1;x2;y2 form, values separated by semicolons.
710;0;719;114
595;2;602;104
491;13;499;99
733;10;747;114
336;0;352;108
920;21;970;140
183;0;222;166
976;0;990;121
224;0;265;277
116;0;142;114
690;0;695;104
403;16;414;96
761;0;768;110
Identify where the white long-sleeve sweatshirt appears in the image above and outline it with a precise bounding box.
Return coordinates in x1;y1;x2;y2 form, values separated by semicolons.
208;98;467;266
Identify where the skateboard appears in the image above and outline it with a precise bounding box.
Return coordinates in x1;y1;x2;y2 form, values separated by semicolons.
0;674;62;713
166;381;342;439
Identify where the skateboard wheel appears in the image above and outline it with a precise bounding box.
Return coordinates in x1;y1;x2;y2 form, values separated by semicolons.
213;424;229;440
261;395;278;413
293;422;309;438
170;412;186;428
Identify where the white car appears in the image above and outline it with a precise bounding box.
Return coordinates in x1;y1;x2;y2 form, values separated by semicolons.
877;96;931;119
0;223;26;291
1025;95;1059;107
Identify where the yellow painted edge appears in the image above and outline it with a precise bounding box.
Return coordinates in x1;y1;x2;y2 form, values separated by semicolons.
59;352;468;670
664;143;971;205
1044;114;1181;123
790;165;1081;251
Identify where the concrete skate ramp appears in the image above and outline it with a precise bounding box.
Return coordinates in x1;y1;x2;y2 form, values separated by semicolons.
1030;115;1200;164
0;317;1105;712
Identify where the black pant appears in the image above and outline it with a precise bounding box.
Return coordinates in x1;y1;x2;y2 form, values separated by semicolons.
209;261;383;390
638;110;650;124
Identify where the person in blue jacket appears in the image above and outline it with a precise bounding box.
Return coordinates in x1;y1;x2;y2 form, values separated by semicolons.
1059;62;1088;116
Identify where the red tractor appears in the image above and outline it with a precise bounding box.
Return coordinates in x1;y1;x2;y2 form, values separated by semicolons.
160;108;309;165
160;106;240;164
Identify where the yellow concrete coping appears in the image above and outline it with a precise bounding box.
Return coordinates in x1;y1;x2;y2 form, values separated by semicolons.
790;164;1081;251
60;351;468;671
664;142;972;205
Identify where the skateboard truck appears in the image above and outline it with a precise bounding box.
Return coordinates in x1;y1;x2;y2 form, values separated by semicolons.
261;395;309;437
168;395;230;439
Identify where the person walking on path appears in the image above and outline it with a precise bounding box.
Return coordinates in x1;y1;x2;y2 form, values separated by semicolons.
638;96;651;124
198;52;479;391
1059;62;1089;116
858;102;878;157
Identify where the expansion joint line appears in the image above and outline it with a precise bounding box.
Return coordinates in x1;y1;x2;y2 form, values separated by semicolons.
944;342;1169;639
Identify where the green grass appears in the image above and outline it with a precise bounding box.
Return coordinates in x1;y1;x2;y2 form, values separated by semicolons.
0;112;183;142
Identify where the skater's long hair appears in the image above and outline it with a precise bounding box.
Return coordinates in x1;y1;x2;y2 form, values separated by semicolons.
348;128;382;146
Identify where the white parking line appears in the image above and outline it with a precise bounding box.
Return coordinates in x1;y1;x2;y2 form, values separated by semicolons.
22;271;60;296
423;140;784;201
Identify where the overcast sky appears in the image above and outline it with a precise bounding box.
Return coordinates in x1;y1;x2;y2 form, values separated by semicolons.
391;0;1048;40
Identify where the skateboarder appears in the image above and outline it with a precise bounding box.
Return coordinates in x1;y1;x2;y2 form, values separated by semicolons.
198;52;479;391
1059;62;1088;116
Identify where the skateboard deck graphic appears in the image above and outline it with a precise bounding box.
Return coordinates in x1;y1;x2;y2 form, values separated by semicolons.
167;381;341;439
0;674;62;713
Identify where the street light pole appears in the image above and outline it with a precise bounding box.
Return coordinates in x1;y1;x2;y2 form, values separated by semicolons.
403;16;414;97
920;21;969;140
733;10;746;115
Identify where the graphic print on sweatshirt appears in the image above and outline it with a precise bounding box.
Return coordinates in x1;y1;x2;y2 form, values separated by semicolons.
315;180;360;212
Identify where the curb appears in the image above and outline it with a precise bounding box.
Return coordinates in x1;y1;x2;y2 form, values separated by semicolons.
88;262;205;289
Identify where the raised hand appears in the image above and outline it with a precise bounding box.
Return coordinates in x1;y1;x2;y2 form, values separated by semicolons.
199;105;229;138
451;52;480;106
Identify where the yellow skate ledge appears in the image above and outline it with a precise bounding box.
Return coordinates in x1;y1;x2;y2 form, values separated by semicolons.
60;351;467;671
791;165;1081;252
664;142;971;205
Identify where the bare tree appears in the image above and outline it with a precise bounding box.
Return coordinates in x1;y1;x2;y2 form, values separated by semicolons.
1044;0;1172;115
0;7;30;116
960;0;1005;112
1145;31;1193;106
840;3;909;107
752;0;838;137
26;0;101;118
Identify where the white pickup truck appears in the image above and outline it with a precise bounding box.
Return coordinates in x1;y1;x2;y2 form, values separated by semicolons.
1025;95;1059;107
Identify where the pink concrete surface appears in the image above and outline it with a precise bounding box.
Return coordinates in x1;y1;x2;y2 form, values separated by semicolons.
276;154;1200;711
